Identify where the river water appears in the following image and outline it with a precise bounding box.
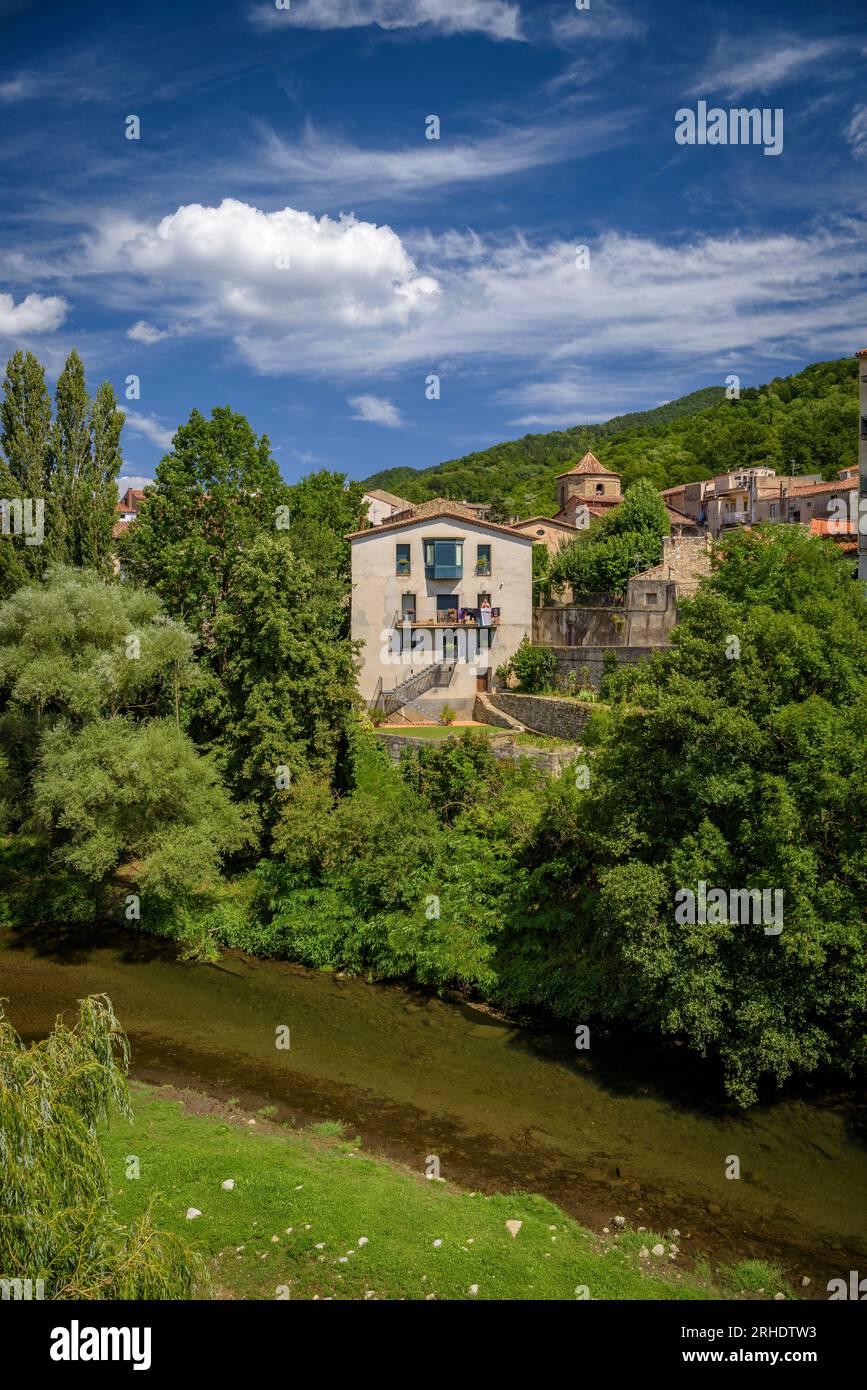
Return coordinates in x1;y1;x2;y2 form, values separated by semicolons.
1;925;865;1293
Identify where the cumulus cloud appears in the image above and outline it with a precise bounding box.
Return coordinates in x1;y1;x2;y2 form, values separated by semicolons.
349;394;404;427
846;105;867;160
689;36;842;99
127;319;170;344
121;411;175;450
0;291;68;335
249;0;521;41
109;199;438;339
72;198;867;382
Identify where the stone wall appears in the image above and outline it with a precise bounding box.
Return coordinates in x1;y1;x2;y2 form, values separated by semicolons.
533;603;627;647
549;644;667;689
374;729;580;778
486;691;595;740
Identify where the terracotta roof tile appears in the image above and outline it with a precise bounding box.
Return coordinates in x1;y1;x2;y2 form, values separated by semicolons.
555;450;620;480
345;496;531;540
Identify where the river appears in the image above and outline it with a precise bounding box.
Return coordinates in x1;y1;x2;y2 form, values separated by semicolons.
1;924;865;1295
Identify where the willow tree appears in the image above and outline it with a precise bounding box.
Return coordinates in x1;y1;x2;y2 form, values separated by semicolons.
0;994;204;1299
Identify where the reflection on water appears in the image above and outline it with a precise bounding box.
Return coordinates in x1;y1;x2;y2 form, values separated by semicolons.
2;925;865;1289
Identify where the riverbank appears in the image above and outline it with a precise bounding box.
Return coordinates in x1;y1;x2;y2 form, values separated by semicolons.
3;926;865;1295
105;1083;789;1301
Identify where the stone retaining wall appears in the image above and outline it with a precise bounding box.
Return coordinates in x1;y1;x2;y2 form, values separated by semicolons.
374;730;580;778
486;691;595;740
550;644;667;689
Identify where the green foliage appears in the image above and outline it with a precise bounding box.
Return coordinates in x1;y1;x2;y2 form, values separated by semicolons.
438;703;456;726
503;527;867;1104
0;350;122;595
361;357;857;515
0;567;246;918
0;995;204;1298
551;478;670;597
499;635;556;692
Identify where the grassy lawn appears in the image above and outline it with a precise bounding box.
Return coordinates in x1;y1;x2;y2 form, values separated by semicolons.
102;1084;750;1302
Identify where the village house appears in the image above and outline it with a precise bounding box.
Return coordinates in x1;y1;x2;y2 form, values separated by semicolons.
347;497;533;722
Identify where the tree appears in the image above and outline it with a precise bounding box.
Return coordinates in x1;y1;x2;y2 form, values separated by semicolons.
509;527;867;1104
0;352;53;594
284;469;366;587
118;405;290;636
0;566;247;920
207;532;359;831
0;993;205;1298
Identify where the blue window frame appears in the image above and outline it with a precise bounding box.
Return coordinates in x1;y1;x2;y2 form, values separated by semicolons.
424;538;463;579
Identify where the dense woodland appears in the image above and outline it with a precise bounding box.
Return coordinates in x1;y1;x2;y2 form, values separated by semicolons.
0;350;865;1110
363;357;859;517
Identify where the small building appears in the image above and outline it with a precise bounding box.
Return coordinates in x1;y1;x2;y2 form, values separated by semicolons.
362;488;412;526
554;451;622;524
346;497;533;722
510;514;584;554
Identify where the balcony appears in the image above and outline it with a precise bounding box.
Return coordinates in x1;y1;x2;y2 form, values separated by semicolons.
394;608;501;628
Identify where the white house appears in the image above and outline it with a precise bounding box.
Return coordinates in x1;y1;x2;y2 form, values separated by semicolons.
347;497;533;722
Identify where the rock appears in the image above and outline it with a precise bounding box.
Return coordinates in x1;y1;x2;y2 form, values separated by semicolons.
669;1245;679;1256
639;1246;650;1259
338;1257;348;1264
315;1243;325;1250
613;1215;626;1228
271;1235;279;1243
358;1236;369;1247
671;1228;681;1238
468;1285;479;1296
505;1220;522;1239
433;1239;443;1247
285;1227;293;1235
185;1208;202;1221
364;1291;375;1300
774;1292;785;1301
706;1203;721;1215
602;1226;610;1234
425;1293;436;1300
637;1225;646;1232
801;1276;811;1287
221;1179;235;1191
651;1243;665;1257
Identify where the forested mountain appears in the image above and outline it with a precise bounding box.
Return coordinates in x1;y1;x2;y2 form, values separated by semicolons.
363;357;858;517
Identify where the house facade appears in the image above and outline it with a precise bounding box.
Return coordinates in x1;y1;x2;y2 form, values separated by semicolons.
347;498;533;722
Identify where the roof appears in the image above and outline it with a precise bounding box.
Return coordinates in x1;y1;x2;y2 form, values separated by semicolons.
810;517;856;536
363;488;412;508
555;450;620;480
511;515;582;532
786;479;857;498
345;496;533;541
856;348;867;357
112;519;130;537
665;505;702;526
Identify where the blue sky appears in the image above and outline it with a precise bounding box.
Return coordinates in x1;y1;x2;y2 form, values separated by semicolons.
1;0;865;490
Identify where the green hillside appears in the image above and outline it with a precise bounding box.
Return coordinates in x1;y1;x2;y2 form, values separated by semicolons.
363;358;858;516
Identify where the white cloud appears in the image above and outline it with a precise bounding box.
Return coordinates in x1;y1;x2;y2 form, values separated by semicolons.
68;197;867;383
99;199;438;340
250;0;521;41
249;116;624;200
122;411;175;450
846;105;867;160
0;291;68;334
127;319;170;344
690;37;841;99
117;474;154;495
349;394;404;427
0;74;39;101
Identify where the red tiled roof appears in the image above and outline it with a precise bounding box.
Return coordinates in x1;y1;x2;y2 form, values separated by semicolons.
787;479;857;498
345;496;533;540
511;515;582;532
112;519;130;537
856;348;867;357
810;517;856;536
555;450;620;480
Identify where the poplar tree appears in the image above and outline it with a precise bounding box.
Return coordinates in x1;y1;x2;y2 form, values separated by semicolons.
0;351;53;591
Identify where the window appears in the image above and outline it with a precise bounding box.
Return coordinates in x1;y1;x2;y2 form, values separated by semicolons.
424;538;463;579
595;483;604;495
436;594;458;622
769;504;777;518
645;592;658;606
475;543;491;576
536;528;546;537
401;593;415;621
396;542;411;576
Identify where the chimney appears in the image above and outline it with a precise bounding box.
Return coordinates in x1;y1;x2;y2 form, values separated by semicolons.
859;349;867;587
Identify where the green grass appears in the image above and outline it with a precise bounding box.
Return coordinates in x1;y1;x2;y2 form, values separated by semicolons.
102;1084;730;1302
